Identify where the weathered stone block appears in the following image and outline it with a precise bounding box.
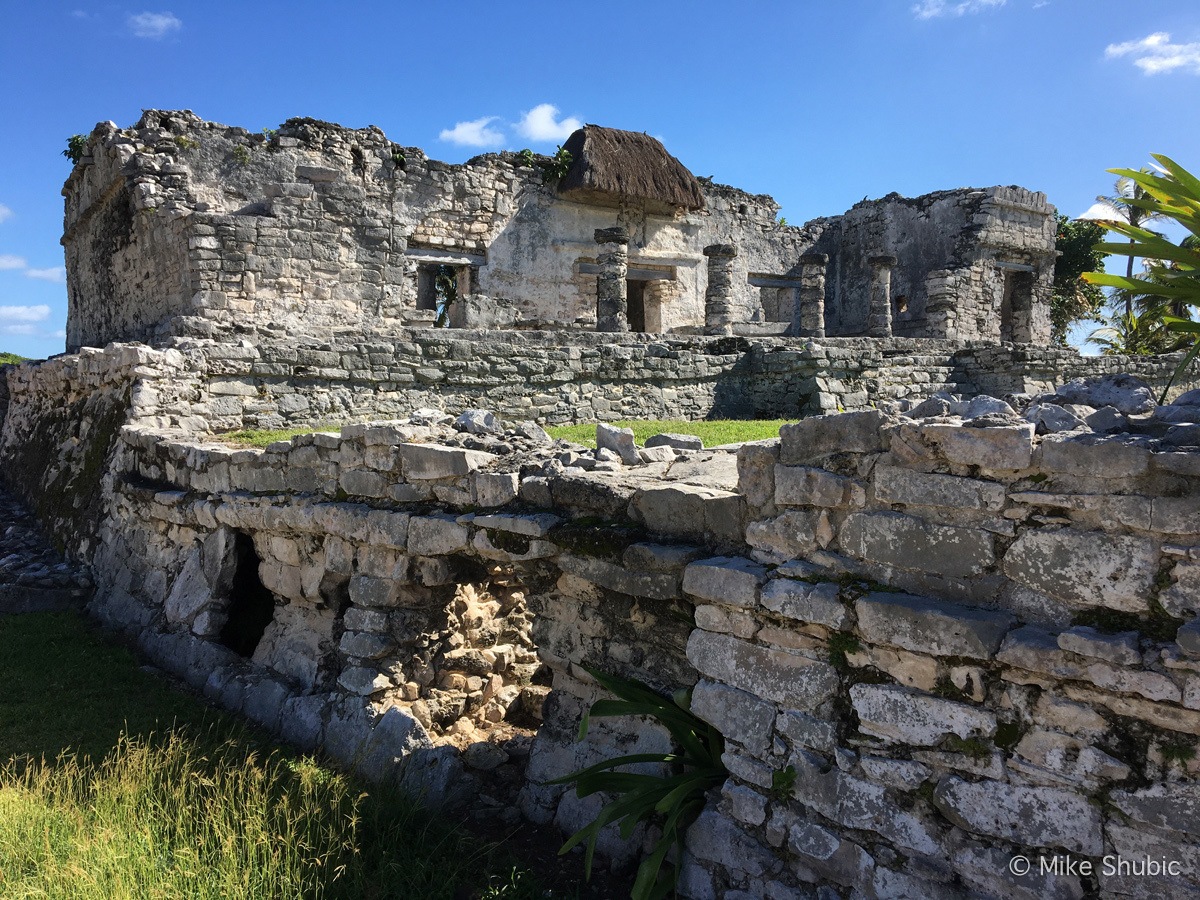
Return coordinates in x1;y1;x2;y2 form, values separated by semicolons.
855;591;1013;659
687;630;838;711
691;680;776;752
873;465;1005;511
407;514;470;556
760;577;847;629
779;410;887;464
557;553;679;600
840;512;995;578
472;472;519;507
1038;433;1151;478
339;469;387;498
1002;528;1157;611
850;683;996;745
348;574;398;608
932;776;1102;855
914;422;1034;470
1057;625;1140;666
775;710;837;753
682;556;767;608
397;443;496;480
774;465;855;508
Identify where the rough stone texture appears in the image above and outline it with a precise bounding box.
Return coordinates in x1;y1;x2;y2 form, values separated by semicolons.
1003;528;1158;612
932;777;1103;855
840;512;995;578
850;683;996;745
855;591;1013;659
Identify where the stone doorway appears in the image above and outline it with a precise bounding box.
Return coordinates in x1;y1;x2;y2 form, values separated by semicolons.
627;279;647;332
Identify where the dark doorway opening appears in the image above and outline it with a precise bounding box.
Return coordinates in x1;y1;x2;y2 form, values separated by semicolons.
218;533;276;658
626;279;647;332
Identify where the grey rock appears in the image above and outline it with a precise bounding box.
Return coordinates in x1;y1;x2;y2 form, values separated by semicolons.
646;432;704;451
1025;402;1086;435
1084;405;1128;433
690;680;776;752
1178;618;1200;658
686;629;839;711
1057;625;1140;666
855;590;1013;659
932;776;1103;855
514;420;552;444
596;423;639;465
964;395;1016;419
779;410;888;464
454;408;503;435
463;741;510;771
1002;528;1158;612
1055;373;1156;415
683;556;768;608
761;577;848;629
850;683;996;745
840;511;995;578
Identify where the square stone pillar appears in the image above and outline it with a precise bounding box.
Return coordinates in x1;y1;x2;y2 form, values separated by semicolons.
595;227;629;333
795;253;827;338
867;254;897;338
703;243;738;336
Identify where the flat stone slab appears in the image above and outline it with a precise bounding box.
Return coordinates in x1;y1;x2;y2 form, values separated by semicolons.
855;591;1013;659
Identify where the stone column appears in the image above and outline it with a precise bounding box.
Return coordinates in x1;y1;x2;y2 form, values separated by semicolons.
703;243;738;336
923;269;958;341
867;254;896;338
594;227;629;333
795;253;827;338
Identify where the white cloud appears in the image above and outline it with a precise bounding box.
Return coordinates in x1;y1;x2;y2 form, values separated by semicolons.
1106;32;1200;75
25;267;65;283
0;305;50;323
912;0;1005;20
515;104;583;143
0;254;25;270
128;11;182;39
438;116;504;148
1;324;36;336
0;204;11;224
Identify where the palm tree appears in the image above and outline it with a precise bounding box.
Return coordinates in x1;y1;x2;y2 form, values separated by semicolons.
1081;170;1164;319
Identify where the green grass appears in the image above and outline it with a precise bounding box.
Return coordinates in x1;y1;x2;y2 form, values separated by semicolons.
219;425;343;448
545;419;788;448
0;352;29;365
0;612;563;899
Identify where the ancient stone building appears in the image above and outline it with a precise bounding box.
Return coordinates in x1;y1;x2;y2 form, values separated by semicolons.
62;110;1055;350
4;108;1196;899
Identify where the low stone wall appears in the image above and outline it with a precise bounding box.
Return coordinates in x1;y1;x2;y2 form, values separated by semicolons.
73;396;1200;898
0;344;203;555
169;331;1200;431
682;409;1200;898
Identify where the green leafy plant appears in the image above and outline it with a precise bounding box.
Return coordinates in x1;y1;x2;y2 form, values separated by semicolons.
172;135;199;151
539;146;573;181
516;148;536;168
550;667;726;900
391;146;407;170
261;127;278;137
1051;214;1106;345
63;134;88;164
231;144;251;165
1083;155;1200;398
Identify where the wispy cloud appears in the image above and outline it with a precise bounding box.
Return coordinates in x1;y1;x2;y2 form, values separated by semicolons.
515;104;582;143
0;254;25;270
128;11;182;39
1106;32;1200;75
1;324;36;336
25;267;65;283
912;0;1005;20
0;204;11;225
438;116;504;148
0;305;51;323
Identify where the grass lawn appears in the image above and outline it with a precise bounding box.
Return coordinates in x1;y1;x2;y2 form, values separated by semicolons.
545;419;788;448
217;419;788;450
0;612;582;899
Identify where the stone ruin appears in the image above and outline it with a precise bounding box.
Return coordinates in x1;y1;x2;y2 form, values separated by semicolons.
2;109;1200;897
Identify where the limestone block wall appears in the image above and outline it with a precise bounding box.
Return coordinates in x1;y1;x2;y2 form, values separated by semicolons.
0;344;204;555
679;412;1200;898
4;336;1200;896
818;187;1056;343
61;111;1055;346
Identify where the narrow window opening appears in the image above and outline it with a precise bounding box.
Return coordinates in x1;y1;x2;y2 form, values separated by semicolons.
218;532;276;658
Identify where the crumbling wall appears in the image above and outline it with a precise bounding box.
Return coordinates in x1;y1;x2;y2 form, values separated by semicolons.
61;112;1055;346
0;344;203;556
819;187;1056;343
680;407;1200;898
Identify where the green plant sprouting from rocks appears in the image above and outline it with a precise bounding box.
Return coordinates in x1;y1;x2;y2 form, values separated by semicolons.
539;146;573;181
231;144;251;165
63;134;88;164
516;148;536;168
551;667;726;900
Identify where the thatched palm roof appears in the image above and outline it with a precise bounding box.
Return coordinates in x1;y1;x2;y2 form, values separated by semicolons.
557;126;706;214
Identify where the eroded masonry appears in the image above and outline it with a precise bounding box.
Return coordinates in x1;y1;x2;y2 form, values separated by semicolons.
3;109;1200;898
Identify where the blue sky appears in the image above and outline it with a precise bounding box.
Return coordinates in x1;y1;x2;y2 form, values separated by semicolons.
0;0;1198;358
